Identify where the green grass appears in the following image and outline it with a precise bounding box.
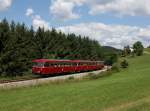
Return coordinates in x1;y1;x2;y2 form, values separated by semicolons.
0;52;150;111
144;48;150;52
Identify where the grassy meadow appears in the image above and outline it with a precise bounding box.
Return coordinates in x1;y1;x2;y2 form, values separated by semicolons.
0;49;150;111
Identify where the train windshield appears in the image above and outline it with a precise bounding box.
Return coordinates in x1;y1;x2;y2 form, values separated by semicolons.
32;62;45;67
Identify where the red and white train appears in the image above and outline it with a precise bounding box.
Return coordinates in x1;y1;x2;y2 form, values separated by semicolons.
32;59;104;75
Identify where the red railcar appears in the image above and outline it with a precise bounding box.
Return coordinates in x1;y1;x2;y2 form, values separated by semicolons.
32;59;104;75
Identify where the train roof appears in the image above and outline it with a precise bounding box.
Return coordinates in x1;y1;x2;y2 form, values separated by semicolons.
32;59;71;63
32;59;104;63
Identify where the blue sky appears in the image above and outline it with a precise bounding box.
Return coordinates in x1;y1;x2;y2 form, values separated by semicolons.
0;0;150;48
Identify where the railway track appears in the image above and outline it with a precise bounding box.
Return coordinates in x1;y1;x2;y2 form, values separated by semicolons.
0;77;39;84
0;67;109;89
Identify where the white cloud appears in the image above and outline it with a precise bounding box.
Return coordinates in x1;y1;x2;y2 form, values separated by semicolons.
0;0;12;11
49;0;150;18
57;22;150;49
25;8;34;17
69;0;86;6
49;0;84;20
26;6;150;48
25;8;50;30
88;0;150;16
32;15;50;30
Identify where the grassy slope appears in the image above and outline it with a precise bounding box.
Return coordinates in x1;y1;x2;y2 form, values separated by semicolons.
145;48;150;52
0;49;150;111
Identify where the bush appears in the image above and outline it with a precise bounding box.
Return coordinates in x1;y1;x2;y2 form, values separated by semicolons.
104;53;118;66
67;76;74;80
87;73;99;80
87;71;113;80
111;63;120;72
120;59;128;68
133;41;144;56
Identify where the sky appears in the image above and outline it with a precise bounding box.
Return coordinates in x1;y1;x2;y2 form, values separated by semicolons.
0;0;150;49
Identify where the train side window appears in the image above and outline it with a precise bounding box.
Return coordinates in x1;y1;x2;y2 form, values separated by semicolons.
65;63;68;67
55;64;58;67
61;63;65;67
64;62;71;67
58;63;61;67
78;63;81;66
51;63;56;67
58;63;62;67
73;63;76;66
63;63;66;67
44;62;49;67
75;63;79;66
81;63;84;66
49;63;52;67
79;63;81;66
83;63;87;66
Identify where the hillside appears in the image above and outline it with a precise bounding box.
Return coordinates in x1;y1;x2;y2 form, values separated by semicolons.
144;48;150;54
102;46;122;54
0;49;150;111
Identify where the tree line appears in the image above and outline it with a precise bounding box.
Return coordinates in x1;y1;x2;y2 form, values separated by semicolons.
122;41;144;57
0;19;119;77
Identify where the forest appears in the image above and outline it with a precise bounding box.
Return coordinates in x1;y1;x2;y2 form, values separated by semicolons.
0;19;119;77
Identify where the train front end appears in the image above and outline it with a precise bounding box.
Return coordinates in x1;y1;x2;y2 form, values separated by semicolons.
32;59;49;75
